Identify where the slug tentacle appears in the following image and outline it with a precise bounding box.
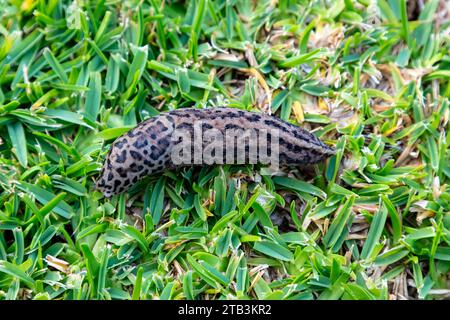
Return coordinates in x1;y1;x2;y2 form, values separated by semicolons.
96;107;335;197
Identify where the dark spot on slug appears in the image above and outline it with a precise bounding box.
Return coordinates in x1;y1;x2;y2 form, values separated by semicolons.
150;150;161;160
115;138;128;149
225;123;241;130
245;113;261;122
143;159;154;167
177;122;193;130
116;150;127;164
133;137;148;149
157;138;170;148
202;123;213;130
116;167;128;178
130;150;143;161
130;163;140;172
263;119;289;133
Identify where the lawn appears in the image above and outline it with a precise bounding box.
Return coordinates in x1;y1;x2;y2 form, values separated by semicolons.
0;0;449;300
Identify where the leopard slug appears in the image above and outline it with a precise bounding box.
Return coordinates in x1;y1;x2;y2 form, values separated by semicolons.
96;107;335;197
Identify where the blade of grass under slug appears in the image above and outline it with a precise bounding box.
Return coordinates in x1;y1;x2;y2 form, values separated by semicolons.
132;266;144;300
85;71;102;122
0;261;36;289
360;199;388;260
7;121;28;167
43;47;69;82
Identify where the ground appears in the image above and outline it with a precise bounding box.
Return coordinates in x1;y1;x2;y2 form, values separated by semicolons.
0;0;449;300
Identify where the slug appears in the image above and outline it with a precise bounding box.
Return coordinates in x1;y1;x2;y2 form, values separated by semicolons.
96;107;335;197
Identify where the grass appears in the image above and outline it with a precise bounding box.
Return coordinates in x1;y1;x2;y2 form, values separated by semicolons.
0;0;449;300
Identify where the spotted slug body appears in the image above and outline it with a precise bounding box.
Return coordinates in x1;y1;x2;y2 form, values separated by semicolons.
96;107;335;197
